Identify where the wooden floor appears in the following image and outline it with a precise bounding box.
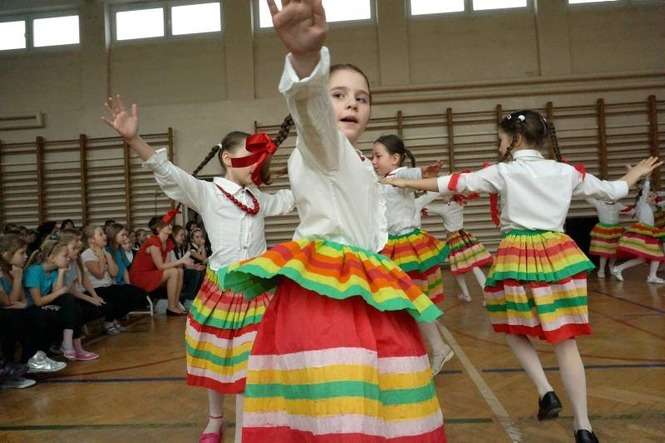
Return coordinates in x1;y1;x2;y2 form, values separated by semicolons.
2;267;665;443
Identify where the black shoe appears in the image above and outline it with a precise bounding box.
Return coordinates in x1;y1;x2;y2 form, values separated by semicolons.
574;429;599;443
537;391;562;421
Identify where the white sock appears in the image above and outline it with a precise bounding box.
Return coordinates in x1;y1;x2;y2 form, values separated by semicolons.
418;321;450;356
614;258;645;273
648;260;660;279
62;329;74;351
235;394;244;443
454;274;471;300
471;266;487;287
554;339;592;432
204;389;224;434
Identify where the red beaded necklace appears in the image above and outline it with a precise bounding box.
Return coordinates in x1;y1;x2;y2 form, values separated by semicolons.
216;184;260;216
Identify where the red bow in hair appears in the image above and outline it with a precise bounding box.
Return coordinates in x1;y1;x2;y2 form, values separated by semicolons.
161;207;181;224
229;133;277;186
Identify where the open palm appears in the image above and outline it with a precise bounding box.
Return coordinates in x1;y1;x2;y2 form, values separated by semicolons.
268;0;327;56
102;95;139;140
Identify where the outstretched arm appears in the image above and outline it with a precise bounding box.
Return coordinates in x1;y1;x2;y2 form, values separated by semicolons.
102;95;155;161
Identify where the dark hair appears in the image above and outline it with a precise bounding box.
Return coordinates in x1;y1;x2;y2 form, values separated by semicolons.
60;219;74;230
330;63;372;102
148;216;168;235
210;115;294;186
374;134;416;168
499;110;561;162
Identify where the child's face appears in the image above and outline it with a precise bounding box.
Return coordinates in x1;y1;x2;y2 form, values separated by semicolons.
371;142;401;177
329;69;370;145
174;230;186;245
93;228;107;247
159;224;173;237
193;231;205;245
51;249;70;269
222;142;256;187
648;192;657;205
138;231;147;243
10;247;27;268
66;240;81;259
115;229;128;246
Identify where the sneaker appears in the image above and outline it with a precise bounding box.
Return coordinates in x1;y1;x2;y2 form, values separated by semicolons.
457;293;472;303
647;276;665;284
431;348;455;376
74;350;99;361
610;267;624;282
27;351;67;374
0;377;36;389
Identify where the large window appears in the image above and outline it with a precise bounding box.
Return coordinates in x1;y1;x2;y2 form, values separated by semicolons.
472;0;528;11
0;13;80;51
257;0;372;29
0;20;26;50
409;0;529;16
569;0;619;3
112;1;221;42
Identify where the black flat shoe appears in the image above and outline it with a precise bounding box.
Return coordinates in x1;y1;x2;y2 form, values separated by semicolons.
166;308;187;317
574;429;599;443
537;391;562;421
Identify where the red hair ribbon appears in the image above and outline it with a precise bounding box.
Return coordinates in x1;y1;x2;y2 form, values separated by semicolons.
161;207;181;224
229;133;277;186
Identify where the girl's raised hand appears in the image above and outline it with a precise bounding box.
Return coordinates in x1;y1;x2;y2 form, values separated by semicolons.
268;0;327;57
102;95;139;141
622;156;663;188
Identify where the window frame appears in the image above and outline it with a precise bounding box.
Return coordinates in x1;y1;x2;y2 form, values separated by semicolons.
110;0;223;45
407;0;533;20
252;0;376;33
0;9;81;54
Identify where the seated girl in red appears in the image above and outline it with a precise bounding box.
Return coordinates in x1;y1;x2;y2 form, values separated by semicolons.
129;213;191;315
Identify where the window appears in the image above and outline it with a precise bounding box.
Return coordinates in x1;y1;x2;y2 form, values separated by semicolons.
569;0;618;3
410;0;465;15
0;20;26;50
115;8;165;41
257;0;372;29
33;15;79;47
171;2;221;35
473;0;528;10
112;2;222;42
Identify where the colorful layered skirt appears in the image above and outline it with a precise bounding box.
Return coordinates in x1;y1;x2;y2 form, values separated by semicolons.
589;223;624;258
617;223;665;261
185;268;273;393
380;228;449;304
484;230;595;344
220;238;446;443
445;229;493;275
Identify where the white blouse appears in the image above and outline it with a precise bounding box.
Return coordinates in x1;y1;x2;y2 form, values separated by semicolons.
586;198;627;225
436;149;629;233
382;167;423;235
143;150;295;270
280;47;388;251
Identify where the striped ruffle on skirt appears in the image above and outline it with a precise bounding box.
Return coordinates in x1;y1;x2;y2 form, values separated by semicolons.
617;223;665;261
186;268;273;393
484;230;595;344
220;239;446;442
589;223;624;258
380;228;448;304
445;230;493;275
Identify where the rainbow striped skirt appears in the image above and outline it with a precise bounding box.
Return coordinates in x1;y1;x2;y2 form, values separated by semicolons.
445;229;493;275
617;223;665;261
380;228;448;304
484;230;595;344
220;239;446;442
185;268;273;393
589;223;624;258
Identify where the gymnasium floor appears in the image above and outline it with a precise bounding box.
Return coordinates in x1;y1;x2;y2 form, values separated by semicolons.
2;268;664;443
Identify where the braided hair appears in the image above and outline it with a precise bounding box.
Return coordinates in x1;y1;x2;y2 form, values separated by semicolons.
499;110;559;162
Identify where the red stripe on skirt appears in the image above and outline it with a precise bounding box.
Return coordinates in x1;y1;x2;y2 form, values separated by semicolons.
243;426;446;443
187;374;245;393
492;323;591;345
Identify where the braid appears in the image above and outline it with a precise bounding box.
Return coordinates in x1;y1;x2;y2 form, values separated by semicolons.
192;145;220;178
547;121;562;162
273;114;294;147
404;148;416;168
